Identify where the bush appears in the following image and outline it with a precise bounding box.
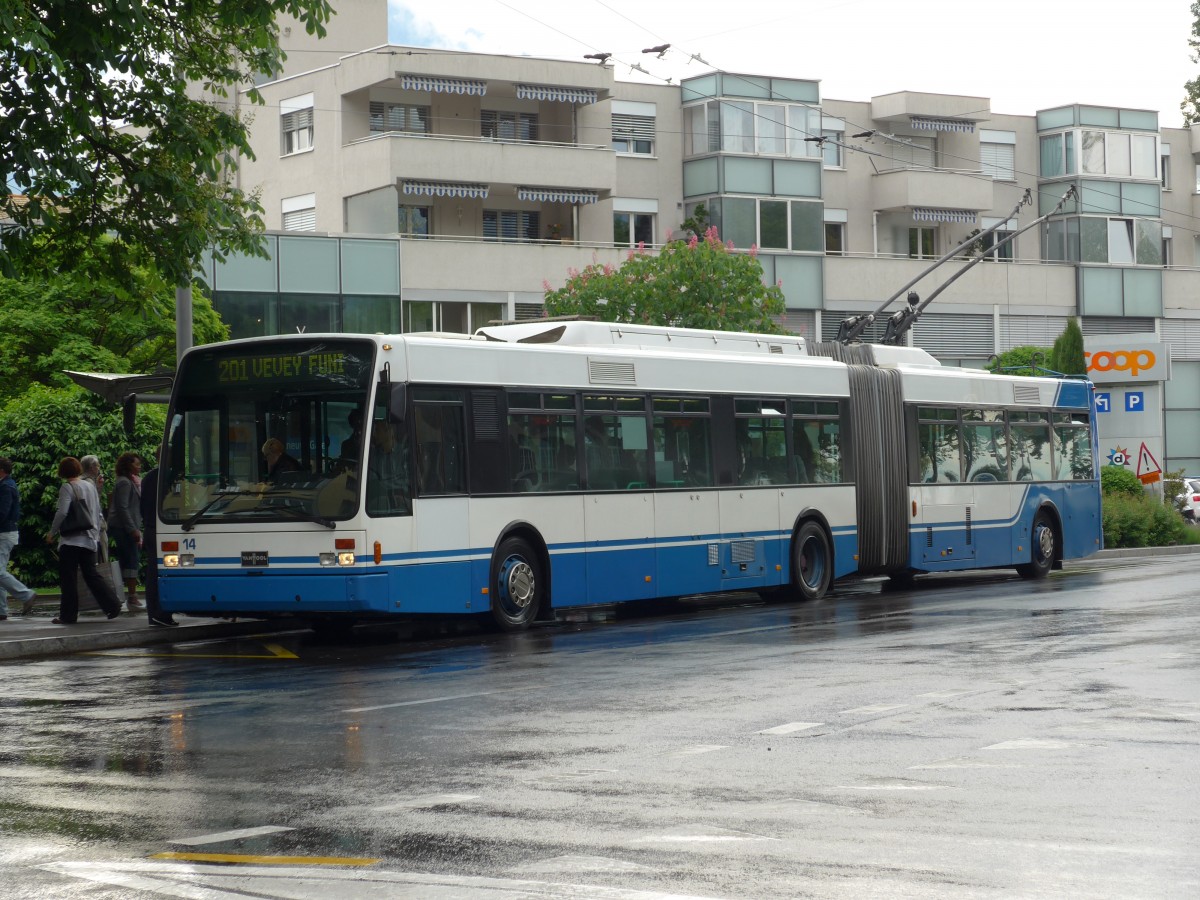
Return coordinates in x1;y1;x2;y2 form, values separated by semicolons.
1101;465;1144;497
1101;485;1193;548
0;384;165;587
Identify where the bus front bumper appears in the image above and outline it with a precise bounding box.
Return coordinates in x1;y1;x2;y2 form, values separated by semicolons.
159;570;390;616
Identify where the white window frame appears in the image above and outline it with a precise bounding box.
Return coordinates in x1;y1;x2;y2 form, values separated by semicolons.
280;92;314;156
282;193;316;232
612;100;656;156
979;129;1016;182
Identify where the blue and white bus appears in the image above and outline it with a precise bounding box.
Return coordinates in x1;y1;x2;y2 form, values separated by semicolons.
153;320;1101;630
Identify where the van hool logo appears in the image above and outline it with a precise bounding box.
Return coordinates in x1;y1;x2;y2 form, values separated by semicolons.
1086;349;1156;377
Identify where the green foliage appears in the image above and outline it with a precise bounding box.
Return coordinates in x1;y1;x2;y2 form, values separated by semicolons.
543;227;787;334
679;203;710;240
986;345;1051;376
1101;464;1144;497
1163;468;1188;513
0;242;229;404
1049;318;1086;377
0;385;166;587
0;0;334;284
1102;491;1194;548
1186;2;1200;124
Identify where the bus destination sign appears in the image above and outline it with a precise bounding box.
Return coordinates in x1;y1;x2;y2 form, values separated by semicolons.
217;351;349;385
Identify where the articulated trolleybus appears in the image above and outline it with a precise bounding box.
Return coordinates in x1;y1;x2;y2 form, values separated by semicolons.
154;321;1101;631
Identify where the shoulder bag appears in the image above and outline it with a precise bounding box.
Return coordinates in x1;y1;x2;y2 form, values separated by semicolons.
60;484;93;536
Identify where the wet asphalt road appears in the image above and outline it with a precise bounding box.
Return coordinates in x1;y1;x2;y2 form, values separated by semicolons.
1;556;1198;899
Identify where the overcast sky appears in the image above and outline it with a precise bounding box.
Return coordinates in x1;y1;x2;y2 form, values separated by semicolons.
387;0;1196;128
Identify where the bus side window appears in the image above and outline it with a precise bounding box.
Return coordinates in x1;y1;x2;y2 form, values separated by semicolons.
414;402;466;495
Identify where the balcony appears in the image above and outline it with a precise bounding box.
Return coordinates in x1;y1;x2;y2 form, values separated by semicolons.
872;167;995;217
339;132;616;201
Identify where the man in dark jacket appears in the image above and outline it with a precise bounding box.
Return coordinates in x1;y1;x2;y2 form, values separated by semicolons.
0;457;39;619
139;465;177;627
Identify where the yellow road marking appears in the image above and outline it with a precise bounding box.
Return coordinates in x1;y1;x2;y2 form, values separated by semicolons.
149;852;379;866
84;642;298;660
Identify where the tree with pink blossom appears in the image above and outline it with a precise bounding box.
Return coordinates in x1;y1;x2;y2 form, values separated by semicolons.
542;227;787;334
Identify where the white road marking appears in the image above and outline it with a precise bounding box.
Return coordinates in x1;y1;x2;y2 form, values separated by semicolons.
670;745;728;757
982;738;1078;751
837;781;947;791
42;860;727;899
342;688;527;713
756;721;823;734
373;793;480;810
510;855;656;874
637;825;778;844
917;689;975;700
841;704;907;715
910;758;1025;770
169;826;294;846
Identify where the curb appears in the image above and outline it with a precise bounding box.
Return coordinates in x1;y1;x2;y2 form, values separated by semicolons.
0;619;301;662
1090;544;1200;559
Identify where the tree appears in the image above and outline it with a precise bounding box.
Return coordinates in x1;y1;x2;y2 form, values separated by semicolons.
1186;2;1200;124
1048;318;1086;376
0;0;333;285
543;227;788;334
0;239;228;404
986;345;1051;376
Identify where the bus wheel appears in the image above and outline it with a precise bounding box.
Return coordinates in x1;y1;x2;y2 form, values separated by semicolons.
792;521;832;601
1017;510;1057;580
491;537;543;631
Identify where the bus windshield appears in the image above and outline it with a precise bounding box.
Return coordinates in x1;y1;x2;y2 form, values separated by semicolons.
161;339;376;526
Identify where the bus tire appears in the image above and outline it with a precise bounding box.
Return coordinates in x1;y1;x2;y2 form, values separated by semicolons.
791;520;832;602
490;537;543;631
1017;510;1057;580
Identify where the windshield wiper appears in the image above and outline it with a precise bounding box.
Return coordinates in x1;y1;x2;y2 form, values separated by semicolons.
180;490;258;532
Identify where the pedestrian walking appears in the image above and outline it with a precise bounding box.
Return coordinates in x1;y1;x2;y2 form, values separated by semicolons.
80;454;109;561
0;457;39;620
109;452;144;610
45;457;122;623
139;464;176;627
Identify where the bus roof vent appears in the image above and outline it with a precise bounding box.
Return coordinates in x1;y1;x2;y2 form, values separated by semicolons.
1013;383;1042;406
768;344;783;354
588;358;636;385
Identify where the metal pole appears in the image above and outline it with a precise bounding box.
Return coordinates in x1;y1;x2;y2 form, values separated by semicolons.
175;283;193;364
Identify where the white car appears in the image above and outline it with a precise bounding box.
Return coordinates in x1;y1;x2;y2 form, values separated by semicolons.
1178;478;1200;523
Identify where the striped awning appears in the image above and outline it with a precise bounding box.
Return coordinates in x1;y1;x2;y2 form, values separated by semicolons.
517;186;598;205
910;116;975;133
515;83;597;104
400;74;487;96
913;207;977;224
403;181;489;199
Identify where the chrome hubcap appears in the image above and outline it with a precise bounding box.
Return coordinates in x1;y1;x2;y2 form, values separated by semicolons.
1035;524;1054;561
503;559;535;608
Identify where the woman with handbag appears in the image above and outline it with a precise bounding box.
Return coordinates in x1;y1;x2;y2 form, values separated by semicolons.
44;457;122;624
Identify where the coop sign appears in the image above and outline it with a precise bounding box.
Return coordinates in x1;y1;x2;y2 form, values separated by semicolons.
1083;341;1170;384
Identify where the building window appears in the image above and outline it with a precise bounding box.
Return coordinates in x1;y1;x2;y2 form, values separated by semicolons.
399;206;429;238
825;222;845;255
909;227;935;259
981;229;1015;261
282;194;316;232
483;210;540;243
280;93;314;155
370;102;429;135
821;130;844;167
482;110;537;143
980;130;1016;181
614;212;654;246
1163;233;1172;267
1047;129;1157;179
1161;145;1171;189
612;113;655;155
885;136;935;171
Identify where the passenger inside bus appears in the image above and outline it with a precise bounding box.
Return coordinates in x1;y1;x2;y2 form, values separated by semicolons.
261;438;301;483
366;419;410;515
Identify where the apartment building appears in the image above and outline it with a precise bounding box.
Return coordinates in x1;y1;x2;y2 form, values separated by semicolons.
199;1;1200;472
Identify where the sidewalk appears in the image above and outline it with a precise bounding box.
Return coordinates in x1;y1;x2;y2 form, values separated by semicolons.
0;596;297;662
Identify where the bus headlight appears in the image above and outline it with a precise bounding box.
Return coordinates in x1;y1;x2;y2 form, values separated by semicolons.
338;551;355;566
164;553;180;568
319;552;337;566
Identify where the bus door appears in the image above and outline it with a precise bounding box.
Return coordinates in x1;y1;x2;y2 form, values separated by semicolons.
406;391;472;606
582;400;654;603
914;407;976;566
651;398;721;596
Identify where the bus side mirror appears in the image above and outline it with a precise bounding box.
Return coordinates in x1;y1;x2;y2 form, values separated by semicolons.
122;394;137;439
388;383;407;423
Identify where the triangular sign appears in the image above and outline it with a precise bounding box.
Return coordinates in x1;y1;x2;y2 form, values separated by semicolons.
1136;442;1161;484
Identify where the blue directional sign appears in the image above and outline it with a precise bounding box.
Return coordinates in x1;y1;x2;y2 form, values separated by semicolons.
1095;392;1111;413
1125;391;1144;412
